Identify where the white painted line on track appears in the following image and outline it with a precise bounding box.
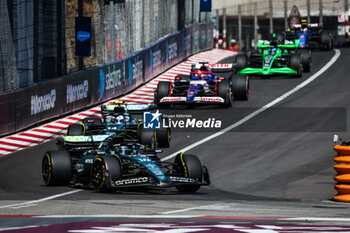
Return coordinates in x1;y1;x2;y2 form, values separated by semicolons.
159;204;230;214
0;190;82;209
34;214;203;218
0;225;39;232
285;217;350;222
30;215;350;222
162;49;341;161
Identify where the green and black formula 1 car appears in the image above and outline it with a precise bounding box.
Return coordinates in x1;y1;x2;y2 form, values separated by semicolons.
62;102;171;152
236;39;311;77
42;135;210;193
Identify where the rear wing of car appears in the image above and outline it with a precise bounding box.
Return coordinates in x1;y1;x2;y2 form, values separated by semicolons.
101;103;155;117
57;134;111;151
191;63;235;73
258;39;299;50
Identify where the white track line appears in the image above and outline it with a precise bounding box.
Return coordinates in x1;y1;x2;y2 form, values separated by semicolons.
30;215;350;222
162;49;341;161
159;204;230;214
0;190;82;209
285;217;350;222
34;214;203;218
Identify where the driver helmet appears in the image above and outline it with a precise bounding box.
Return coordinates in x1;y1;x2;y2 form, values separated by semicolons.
190;72;199;80
200;73;213;81
106;115;115;123
118;145;130;155
115;114;125;125
269;47;277;53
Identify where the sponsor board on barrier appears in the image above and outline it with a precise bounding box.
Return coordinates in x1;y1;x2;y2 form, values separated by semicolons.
66;80;89;104
152;50;162;69
31;89;56;115
168;42;178;61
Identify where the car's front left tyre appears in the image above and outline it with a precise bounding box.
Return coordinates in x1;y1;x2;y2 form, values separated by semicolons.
173;153;203;193
42;150;72;186
91;156;122;191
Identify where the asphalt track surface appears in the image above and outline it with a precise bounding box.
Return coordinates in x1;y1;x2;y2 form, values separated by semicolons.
1;49;350;231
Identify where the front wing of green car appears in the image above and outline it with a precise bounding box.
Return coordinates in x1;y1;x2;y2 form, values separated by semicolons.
239;67;298;75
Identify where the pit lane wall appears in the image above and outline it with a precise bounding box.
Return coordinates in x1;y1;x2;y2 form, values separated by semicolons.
0;23;212;137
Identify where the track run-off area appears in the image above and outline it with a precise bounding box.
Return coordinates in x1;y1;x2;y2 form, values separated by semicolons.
2;48;350;232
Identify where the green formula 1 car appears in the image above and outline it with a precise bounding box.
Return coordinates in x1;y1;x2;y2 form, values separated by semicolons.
236;39;311;77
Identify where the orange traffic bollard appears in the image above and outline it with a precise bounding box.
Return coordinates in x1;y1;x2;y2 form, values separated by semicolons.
333;137;350;202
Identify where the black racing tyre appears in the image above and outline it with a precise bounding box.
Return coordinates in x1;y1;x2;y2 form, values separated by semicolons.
155;81;171;105
67;124;85;136
82;117;103;127
235;54;248;71
289;54;302;77
42;150;72;186
174;154;203;193
155;125;171;148
217;79;233;107
275;32;285;41
232;75;249;100
91;156;122;191
320;31;332;50
298;49;311;72
138;123;157;149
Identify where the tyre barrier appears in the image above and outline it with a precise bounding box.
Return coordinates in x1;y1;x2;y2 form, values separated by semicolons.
333;145;350;202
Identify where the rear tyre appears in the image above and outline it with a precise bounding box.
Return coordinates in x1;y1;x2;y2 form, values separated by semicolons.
217;79;233;107
91;156;121;191
174;154;203;193
155;81;171;107
298;49;311;72
155;125;171;148
42;150;72;186
235;54;248;71
320;31;333;50
275;32;285;41
289;54;302;77
138;124;157;149
67;124;84;136
232;75;249;100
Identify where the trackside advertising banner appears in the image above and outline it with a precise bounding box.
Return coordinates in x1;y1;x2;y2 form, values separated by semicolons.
0;23;212;137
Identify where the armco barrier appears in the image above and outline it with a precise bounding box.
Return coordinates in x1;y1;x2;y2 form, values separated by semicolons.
0;23;213;137
333;145;350;202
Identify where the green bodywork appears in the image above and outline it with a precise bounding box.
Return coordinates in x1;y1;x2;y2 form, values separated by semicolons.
239;39;300;76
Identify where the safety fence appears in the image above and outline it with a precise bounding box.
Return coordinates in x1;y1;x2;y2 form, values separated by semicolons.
214;0;349;52
0;23;212;137
0;0;212;92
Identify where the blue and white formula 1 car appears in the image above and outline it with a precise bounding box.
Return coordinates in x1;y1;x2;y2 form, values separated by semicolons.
285;20;333;50
154;63;249;107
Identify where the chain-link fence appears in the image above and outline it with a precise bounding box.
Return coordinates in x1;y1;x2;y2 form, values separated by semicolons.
215;0;350;52
66;0;211;73
0;0;17;91
0;0;211;92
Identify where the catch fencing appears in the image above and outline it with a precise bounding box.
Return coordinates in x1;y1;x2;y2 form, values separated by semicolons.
0;0;212;92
